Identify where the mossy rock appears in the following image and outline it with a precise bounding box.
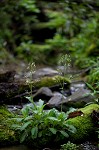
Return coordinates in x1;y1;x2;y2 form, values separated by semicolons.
0;106;19;146
32;75;71;89
0;104;98;147
66;104;99;143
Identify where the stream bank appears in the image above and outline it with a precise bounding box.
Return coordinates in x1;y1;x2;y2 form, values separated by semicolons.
0;63;98;150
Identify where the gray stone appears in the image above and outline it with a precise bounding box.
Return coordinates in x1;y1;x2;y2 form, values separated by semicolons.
47;87;94;107
32;67;59;79
60;87;94;104
47;92;67;107
33;87;53;102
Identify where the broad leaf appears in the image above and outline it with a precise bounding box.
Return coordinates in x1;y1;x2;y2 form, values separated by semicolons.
20;131;28;143
60;130;69;137
31;126;38;139
20;121;31;131
11;124;21;129
21;107;29;117
68;125;77;133
37;99;46;112
24;116;32;121
37;99;44;107
48;117;58;121
38;131;42;137
11;117;23;122
49;128;57;134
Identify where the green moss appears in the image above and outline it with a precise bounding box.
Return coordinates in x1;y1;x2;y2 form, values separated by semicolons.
0;106;19;146
0;106;13;118
32;75;71;89
66;104;99;142
80;104;99;114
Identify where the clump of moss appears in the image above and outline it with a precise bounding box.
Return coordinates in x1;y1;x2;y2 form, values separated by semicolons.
80;104;99;114
32;75;71;89
0;106;19;146
66;104;99;142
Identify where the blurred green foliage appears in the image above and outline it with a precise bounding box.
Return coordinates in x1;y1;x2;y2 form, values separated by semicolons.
88;58;99;90
0;0;99;69
0;0;39;51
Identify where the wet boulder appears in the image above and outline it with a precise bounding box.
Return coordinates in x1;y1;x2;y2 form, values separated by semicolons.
32;75;70;90
47;87;95;109
66;104;99;142
33;87;53;102
47;91;67;107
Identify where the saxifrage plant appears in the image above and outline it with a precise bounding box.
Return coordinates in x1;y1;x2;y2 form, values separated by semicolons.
11;97;76;145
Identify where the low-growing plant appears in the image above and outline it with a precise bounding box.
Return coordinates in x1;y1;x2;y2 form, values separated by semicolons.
11;98;76;145
11;61;76;147
60;141;79;150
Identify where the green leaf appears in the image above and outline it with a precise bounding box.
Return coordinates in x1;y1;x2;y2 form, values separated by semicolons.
20;121;31;131
38;131;42;137
11;124;21;129
68;125;77;133
37;99;46;112
86;82;94;91
48;117;59;121
38;99;44;107
49;128;57;134
60;130;69;138
20;132;27;143
31;126;38;139
15;118;23;122
25;96;33;103
57;112;67;120
21;106;29;117
24;116;32;121
11;117;23;122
